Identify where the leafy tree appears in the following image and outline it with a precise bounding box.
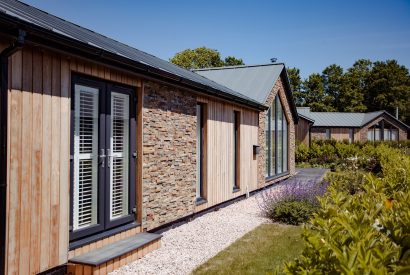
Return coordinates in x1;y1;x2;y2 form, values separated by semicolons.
321;64;344;110
303;73;335;112
297;59;409;124
339;59;371;112
366;60;410;124
224;56;244;66
287;67;304;106
170;47;244;69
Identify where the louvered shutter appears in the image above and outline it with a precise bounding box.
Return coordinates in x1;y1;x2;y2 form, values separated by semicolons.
73;84;99;230
109;92;130;220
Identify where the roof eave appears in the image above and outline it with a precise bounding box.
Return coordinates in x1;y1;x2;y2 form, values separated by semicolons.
0;13;268;111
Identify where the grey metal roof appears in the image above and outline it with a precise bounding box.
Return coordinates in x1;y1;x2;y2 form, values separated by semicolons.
0;0;265;109
297;107;384;127
194;63;284;104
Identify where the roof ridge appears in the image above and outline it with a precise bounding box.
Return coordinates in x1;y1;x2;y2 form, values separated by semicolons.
192;63;285;71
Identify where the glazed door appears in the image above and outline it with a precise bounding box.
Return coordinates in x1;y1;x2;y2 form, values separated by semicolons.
70;77;136;242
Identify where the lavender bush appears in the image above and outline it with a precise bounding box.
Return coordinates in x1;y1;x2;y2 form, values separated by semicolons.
258;179;329;225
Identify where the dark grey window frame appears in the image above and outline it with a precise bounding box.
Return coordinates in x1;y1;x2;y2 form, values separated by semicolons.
265;96;289;180
69;74;137;243
233;110;240;191
196;103;207;202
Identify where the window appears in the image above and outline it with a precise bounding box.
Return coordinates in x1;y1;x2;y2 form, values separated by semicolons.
325;129;331;140
196;103;206;200
265;96;289;178
70;76;136;242
391;129;398;141
349;129;354;143
233;111;240;191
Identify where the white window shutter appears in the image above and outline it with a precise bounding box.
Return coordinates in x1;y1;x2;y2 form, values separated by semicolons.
73;85;99;230
109;92;130;220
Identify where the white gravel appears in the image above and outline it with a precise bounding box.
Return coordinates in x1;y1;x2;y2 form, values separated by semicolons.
110;195;269;275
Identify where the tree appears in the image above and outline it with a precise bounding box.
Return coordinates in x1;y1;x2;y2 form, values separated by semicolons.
224;56;244;66
170;47;244;69
339;59;371;112
366;60;410;124
287;67;304;106
303;73;335;112
321;64;344;110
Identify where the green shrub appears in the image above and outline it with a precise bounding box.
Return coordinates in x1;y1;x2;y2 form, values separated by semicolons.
295;140;409;171
325;171;366;195
295;141;310;163
285;146;410;274
267;200;318;225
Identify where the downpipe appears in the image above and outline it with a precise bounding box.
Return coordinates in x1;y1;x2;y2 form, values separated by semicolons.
0;29;25;275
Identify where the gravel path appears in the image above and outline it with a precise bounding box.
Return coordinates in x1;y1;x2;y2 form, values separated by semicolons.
110;196;268;275
110;168;328;275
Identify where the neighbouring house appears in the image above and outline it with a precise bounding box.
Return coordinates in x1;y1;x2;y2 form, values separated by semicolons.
0;1;297;274
296;107;409;145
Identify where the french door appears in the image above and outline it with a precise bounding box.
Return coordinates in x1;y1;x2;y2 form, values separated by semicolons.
70;76;136;242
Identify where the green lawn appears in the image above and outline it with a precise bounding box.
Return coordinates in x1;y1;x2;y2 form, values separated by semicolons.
193;223;303;275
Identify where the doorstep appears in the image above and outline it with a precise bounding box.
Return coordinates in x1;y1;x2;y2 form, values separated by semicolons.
66;232;162;275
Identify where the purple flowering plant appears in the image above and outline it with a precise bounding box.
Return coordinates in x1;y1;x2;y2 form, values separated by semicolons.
258;178;330;220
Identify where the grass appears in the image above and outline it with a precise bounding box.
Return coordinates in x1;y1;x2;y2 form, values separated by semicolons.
193;223;303;275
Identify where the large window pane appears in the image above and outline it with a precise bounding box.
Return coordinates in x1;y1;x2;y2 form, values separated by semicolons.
283;112;288;172
375;129;380;141
196;104;203;198
270;101;276;176
265;109;270;177
276;98;283;174
367;128;374;141
392;129;398;141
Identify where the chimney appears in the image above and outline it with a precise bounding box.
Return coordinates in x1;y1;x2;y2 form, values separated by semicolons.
396;107;399;119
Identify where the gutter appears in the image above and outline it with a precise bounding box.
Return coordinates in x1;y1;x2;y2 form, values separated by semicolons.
0;29;25;275
0;14;267;112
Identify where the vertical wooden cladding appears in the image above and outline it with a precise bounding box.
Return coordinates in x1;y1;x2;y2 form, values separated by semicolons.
330;128;351;141
6;46;142;274
196;96;258;209
295;117;311;145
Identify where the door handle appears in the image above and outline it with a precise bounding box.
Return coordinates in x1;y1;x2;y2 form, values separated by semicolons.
106;149;112;168
99;149;106;167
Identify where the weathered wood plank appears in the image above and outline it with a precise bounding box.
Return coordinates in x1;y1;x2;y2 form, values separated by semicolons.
19;48;33;275
59;57;70;264
30;48;43;275
40;52;52;271
49;55;61;267
7;51;23;274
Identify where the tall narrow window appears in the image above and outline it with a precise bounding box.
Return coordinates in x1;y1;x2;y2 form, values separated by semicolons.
265;109;270;177
283;112;288;172
325;129;331;139
392;129;398;141
270;100;276;176
276;99;283;174
70;76;136;242
233;111;240;191
265;95;289;178
196;103;206;200
349;129;354;143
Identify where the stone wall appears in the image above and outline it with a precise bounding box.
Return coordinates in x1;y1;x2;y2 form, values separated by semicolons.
142;82;197;230
257;74;296;188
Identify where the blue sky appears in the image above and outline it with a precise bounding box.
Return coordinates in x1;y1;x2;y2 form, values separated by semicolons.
21;0;410;78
